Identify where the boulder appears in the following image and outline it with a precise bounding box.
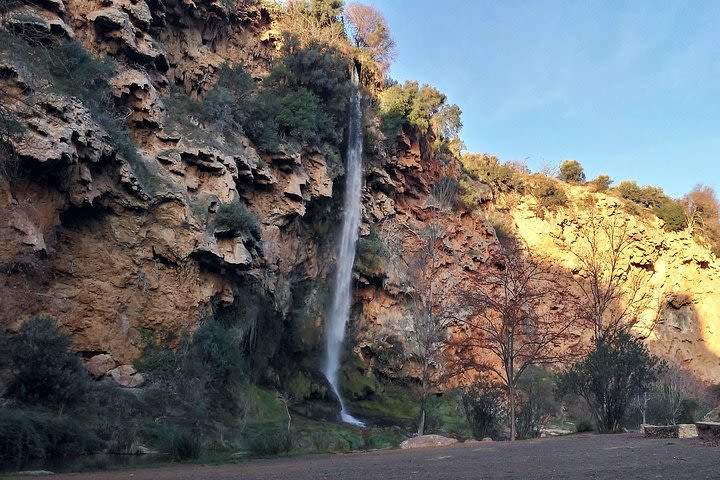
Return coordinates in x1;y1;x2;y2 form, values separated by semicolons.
107;364;145;388
399;435;458;449
85;354;116;378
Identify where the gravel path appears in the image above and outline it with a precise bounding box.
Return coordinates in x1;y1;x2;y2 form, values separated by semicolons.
11;433;720;480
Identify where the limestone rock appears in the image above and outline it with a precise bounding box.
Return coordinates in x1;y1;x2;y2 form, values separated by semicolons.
86;354;116;378
107;365;145;388
400;435;459;449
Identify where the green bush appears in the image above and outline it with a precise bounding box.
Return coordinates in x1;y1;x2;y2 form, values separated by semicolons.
0;409;101;467
532;176;568;209
461;382;506;440
558;160;586;183
515;367;558;440
167;429;201;461
588;174;612;192
213;202;261;238
653;200;687;232
575;419;594;433
377;80;462;146
247;426;292;456
6;317;88;410
354;233;387;278
615;181;670;209
556;333;665;433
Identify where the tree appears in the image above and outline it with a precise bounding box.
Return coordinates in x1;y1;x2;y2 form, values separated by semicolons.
274;0;346;49
344;3;396;69
403;180;463;436
558;160;586;183
556;332;664;432
683;184;720;235
562;208;654;340
6;317;89;412
452;243;578;440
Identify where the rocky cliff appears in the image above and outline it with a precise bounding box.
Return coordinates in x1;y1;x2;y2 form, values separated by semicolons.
1;1;719;391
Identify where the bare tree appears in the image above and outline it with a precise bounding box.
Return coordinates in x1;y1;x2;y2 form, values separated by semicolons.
452;242;578;441
405;220;455;436
562;208;655;340
376;178;459;436
683;184;720;237
344;3;396;69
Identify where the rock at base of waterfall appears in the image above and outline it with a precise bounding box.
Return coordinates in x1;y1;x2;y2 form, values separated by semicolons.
400;435;459;449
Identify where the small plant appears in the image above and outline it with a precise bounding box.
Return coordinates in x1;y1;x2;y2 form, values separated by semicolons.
213;202;261;238
168;430;201;461
575;419;594;433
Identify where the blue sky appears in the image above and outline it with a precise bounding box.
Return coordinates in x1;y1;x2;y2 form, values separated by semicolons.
362;0;720;198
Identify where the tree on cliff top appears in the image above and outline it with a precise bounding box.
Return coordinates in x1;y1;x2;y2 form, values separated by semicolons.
558;160;586;183
344;3;396;70
451;243;579;441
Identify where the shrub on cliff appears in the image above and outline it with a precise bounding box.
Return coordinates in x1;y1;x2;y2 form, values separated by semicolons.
532;176;568;209
588;174;613;192
653;200;687;232
377;80;462;151
461;154;525;198
558;160;586;183
5;316;89;412
213;201;261;238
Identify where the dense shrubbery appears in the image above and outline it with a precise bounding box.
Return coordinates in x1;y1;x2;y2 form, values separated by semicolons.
461;154;525;198
0;409;101;467
377;80;462;156
354;232;387;278
213;201;261;238
614;181;686;231
166;39;352;163
515;367;558;439
5;316;89;411
461;382;506;440
556;333;665;433
588;174;613;192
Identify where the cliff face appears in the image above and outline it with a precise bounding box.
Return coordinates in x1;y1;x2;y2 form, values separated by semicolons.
508;187;720;382
0;1;335;365
1;1;719;388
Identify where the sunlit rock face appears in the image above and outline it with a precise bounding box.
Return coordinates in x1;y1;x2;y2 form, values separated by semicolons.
507;186;720;383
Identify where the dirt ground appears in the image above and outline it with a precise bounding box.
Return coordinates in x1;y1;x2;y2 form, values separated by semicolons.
13;433;720;480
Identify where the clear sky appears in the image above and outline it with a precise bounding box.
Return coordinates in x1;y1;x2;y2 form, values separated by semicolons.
362;0;720;198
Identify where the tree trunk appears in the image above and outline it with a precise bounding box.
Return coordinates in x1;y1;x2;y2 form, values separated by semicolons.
509;383;516;441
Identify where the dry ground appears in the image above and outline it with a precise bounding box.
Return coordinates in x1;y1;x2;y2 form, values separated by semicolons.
13;433;720;480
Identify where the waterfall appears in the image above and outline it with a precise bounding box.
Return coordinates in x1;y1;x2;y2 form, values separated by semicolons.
322;67;365;427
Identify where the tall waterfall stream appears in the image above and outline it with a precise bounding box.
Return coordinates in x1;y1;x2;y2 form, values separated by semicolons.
322;68;365;427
